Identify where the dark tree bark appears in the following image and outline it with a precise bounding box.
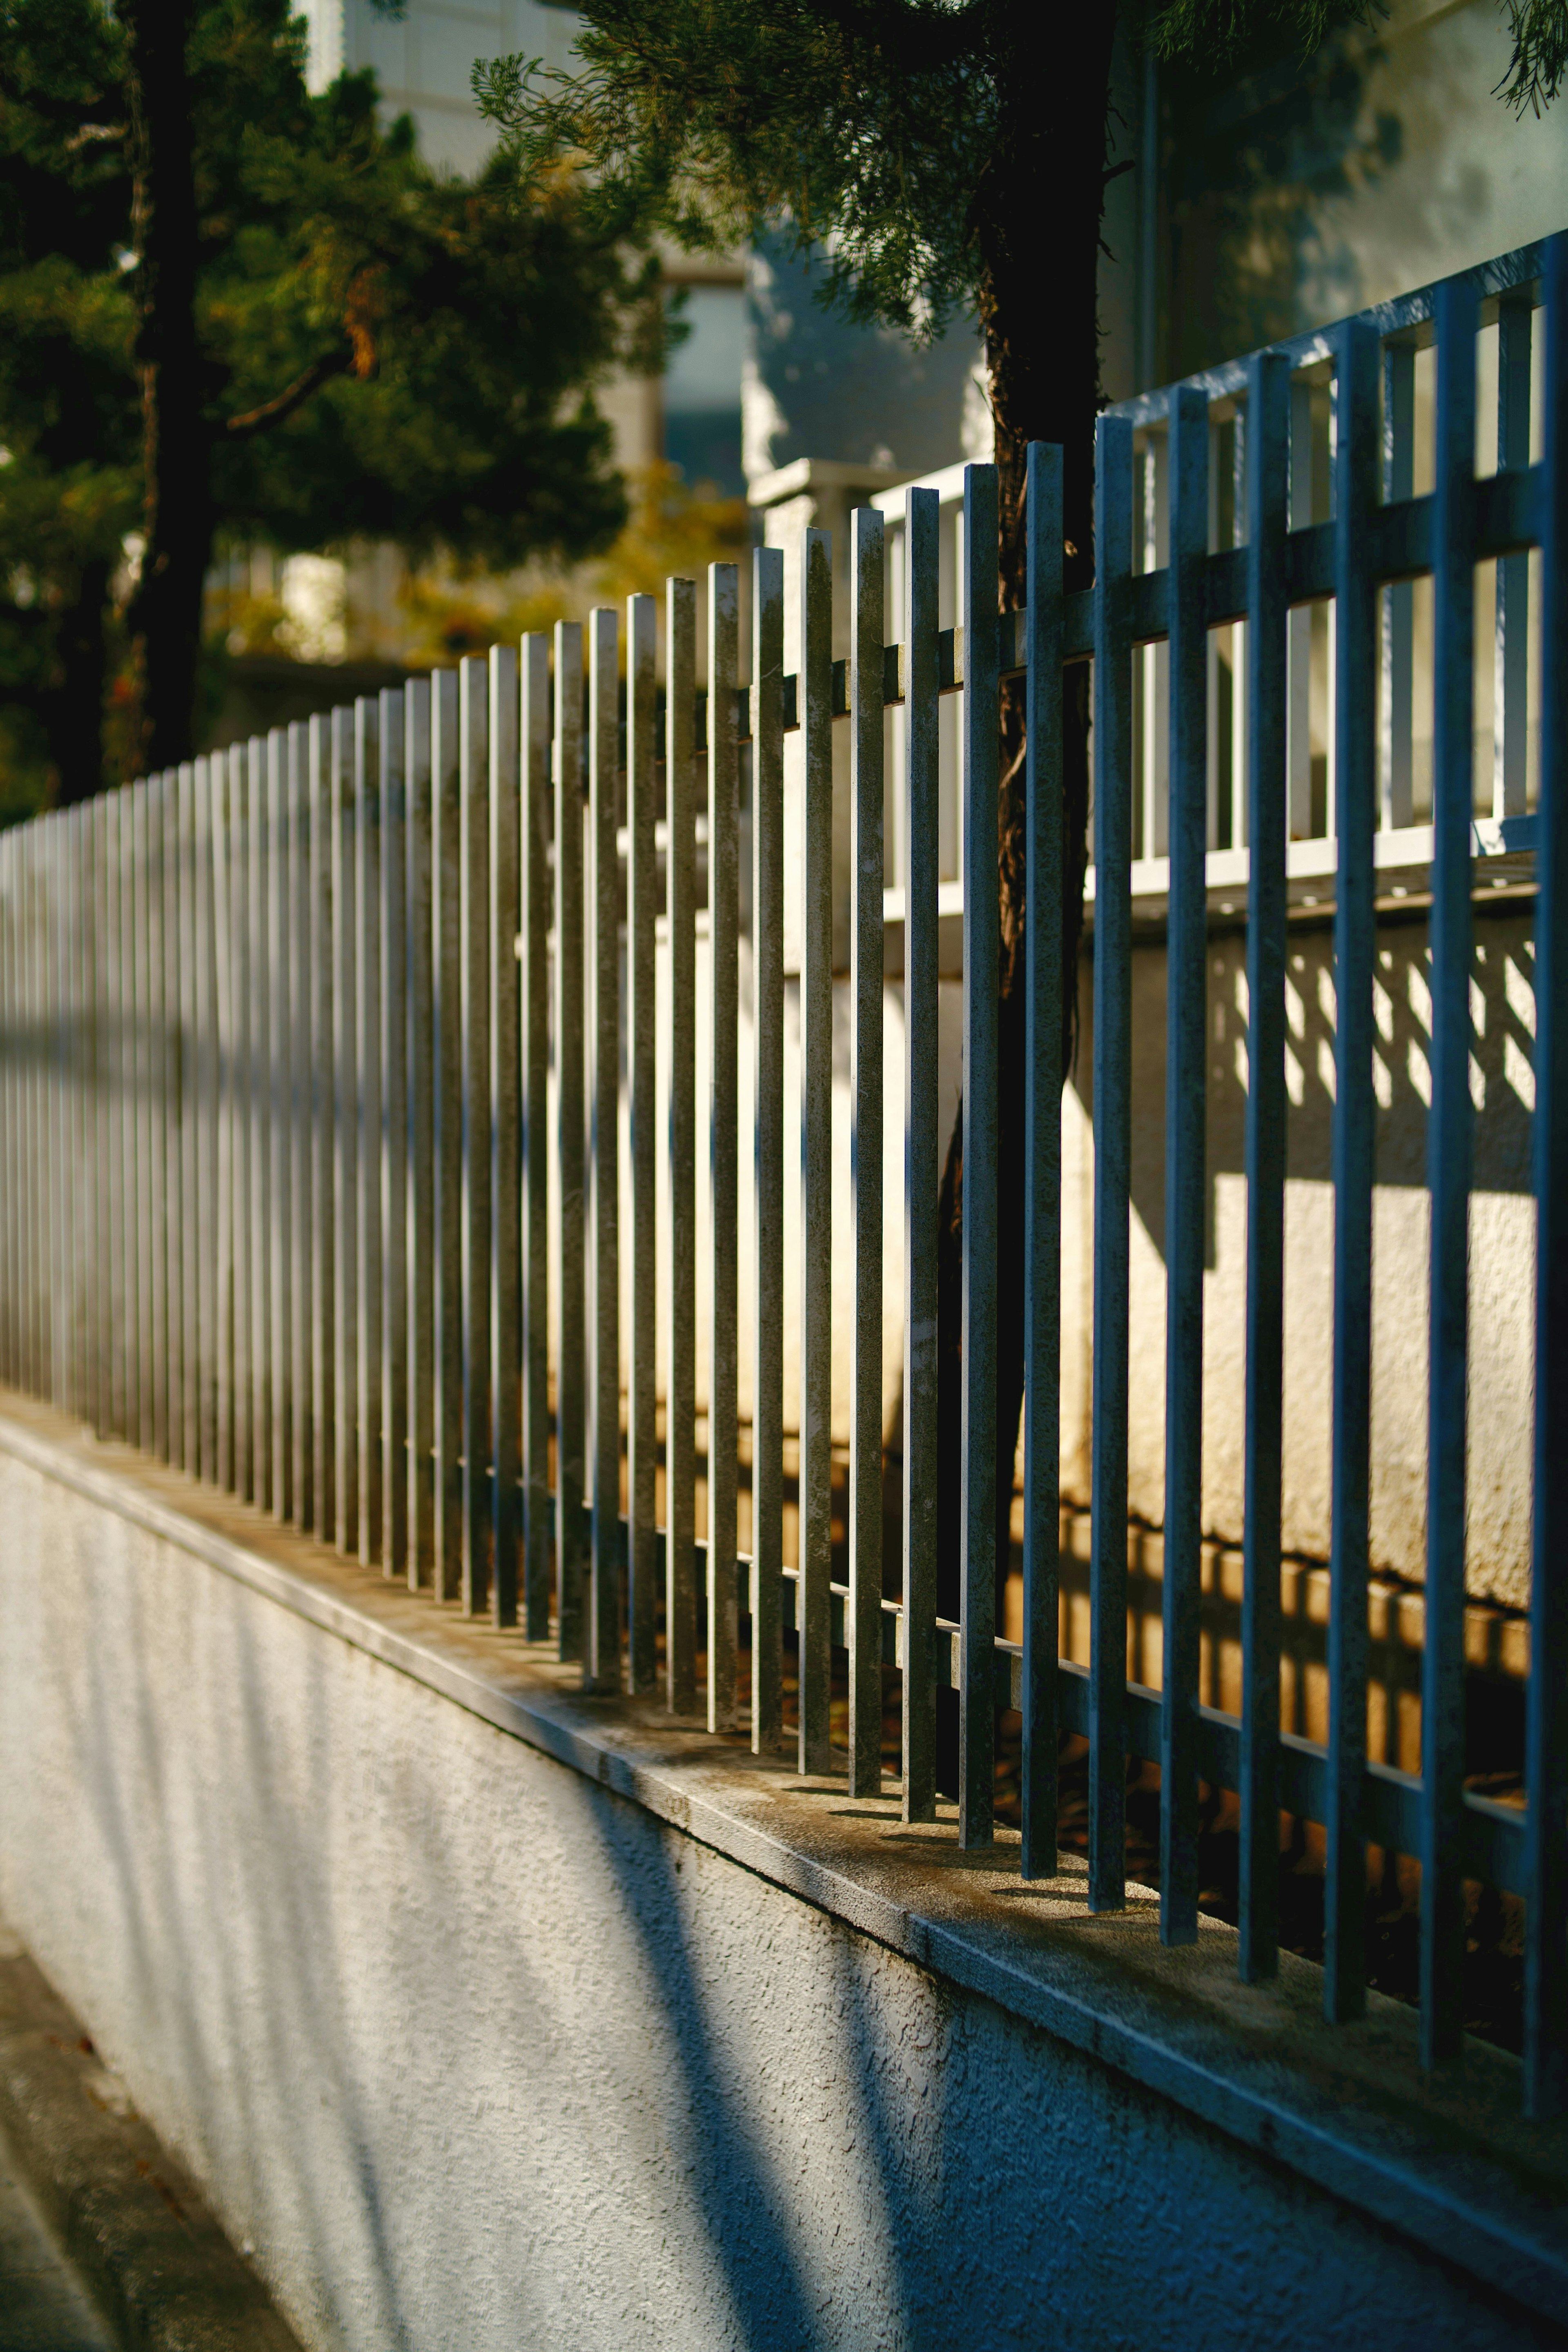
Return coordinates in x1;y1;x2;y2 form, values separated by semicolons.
933;2;1119;1764
122;0;210;775
46;559;112;804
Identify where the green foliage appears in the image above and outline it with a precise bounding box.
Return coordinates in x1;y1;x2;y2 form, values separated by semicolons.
1498;0;1568;110
476;0;1567;349
0;0;662;807
0;0;140;807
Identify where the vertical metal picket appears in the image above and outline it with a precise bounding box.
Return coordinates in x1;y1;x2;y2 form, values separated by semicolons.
707;565;741;1733
1421;275;1479;2067
849;510;884;1798
1323;319;1381;2025
1089;417;1135;1911
380;690;408;1575
184;762;205;1477
290;723;314;1528
162;776;183;1468
798;528;834;1776
332;706;360;1555
459;657;491;1617
1494;291;1533;821
519;639;551;1639
958;464;1000;1850
1160;388;1210;1942
664;586;697;1709
171;766;193;1473
246;736;268;1508
308;717;335;1538
626;598;659;1687
1381;342;1415;832
1525;229;1568;2119
1240;350;1291;1982
554;623;587;1662
356;698;383;1568
215;743;240;1496
432;668;462;1599
268;731;292;1521
902;489;941;1825
103;800;125;1439
588;610;621;1689
133;781;154;1458
750;550;786;1754
195;759;217;1483
489;648;520;1629
1020;443;1064;1880
405;680;435;1585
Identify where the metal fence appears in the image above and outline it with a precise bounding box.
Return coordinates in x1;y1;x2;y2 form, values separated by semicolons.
0;232;1564;2116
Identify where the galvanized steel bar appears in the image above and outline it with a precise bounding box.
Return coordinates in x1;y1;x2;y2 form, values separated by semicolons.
135;781;156;1458
1323;319;1381;2026
332;707;359;1554
664;586;697;1709
171;767;194;1472
1420;276;1479;2068
798;529;835;1776
707;565;741;1733
848;512;884;1796
1381;345;1415;832
459;659;492;1615
308;717;335;1537
85;800;108;1439
405;682;436;1584
381;690;408;1577
489;648;520;1628
180;762;201;1477
0;833;11;1388
267;731;292;1520
1239;350;1292;1983
1089;417;1135;1912
519;640;551;1638
554;623;587;1663
201;762;225;1477
289;724;313;1527
1525;230;1568;2119
750;550;786;1754
626;599;659;1687
432;669;463;1598
71;808;88;1418
215;743;240;1496
1020;443;1064;1880
162;781;183;1458
101;800;124;1439
1494;292;1533;822
246;737;268;1508
1160;388;1210;1943
356;698;383;1566
901;491;941;1824
959;464;1000;1850
588;611;621;1688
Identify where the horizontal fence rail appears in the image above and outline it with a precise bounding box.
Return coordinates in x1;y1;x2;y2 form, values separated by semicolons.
0;232;1563;2114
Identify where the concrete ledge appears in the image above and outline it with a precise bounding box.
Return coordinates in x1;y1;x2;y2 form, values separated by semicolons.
2;1390;1567;2345
0;1916;301;2350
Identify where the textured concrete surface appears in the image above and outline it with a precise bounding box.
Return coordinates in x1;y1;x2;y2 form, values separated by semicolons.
0;1913;300;2351
1;1402;1564;2352
0;2121;115;2352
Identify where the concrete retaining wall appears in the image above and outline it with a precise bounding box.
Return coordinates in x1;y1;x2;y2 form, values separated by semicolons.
0;1423;1556;2351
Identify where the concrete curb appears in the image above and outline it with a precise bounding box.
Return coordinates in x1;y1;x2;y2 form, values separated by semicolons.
0;1922;301;2352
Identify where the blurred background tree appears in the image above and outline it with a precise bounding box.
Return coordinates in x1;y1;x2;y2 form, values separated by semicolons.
0;0;668;805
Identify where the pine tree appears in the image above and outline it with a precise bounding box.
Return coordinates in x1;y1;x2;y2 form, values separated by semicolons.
0;0;667;802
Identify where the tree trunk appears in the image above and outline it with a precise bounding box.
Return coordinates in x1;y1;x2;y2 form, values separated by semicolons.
933;1;1121;1775
123;0;210;776
47;560;112;805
